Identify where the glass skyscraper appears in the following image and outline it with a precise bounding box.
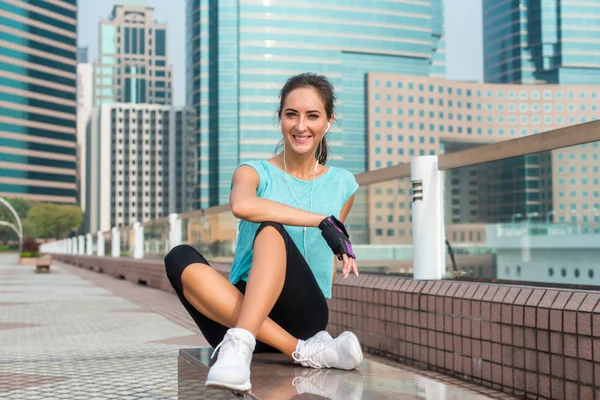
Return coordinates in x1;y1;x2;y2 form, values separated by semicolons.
186;0;445;208
0;0;78;204
94;5;173;106
484;0;600;84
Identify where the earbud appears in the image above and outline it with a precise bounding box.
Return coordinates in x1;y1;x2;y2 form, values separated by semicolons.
324;122;331;134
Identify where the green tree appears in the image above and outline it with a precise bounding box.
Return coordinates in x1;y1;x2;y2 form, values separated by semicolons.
0;197;31;222
22;219;38;238
27;203;83;239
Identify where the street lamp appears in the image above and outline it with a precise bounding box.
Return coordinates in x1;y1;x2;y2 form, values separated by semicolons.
546;210;556;224
570;210;581;234
526;212;540;222
0;197;23;251
511;213;523;225
588;208;599;223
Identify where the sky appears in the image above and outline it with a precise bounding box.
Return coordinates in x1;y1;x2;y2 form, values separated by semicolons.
77;0;483;107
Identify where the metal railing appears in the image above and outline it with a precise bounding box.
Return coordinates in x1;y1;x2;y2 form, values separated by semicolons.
43;120;600;286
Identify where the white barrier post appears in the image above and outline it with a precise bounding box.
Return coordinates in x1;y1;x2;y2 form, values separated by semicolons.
411;156;444;280
133;222;144;259
78;235;85;255
111;227;120;257
168;213;182;250
97;231;105;256
86;233;93;256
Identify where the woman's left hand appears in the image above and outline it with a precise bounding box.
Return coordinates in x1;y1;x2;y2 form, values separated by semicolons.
341;254;359;278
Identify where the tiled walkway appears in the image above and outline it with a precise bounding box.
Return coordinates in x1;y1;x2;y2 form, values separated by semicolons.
0;254;510;399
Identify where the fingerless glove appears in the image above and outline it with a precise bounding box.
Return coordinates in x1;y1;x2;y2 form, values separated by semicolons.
318;216;356;259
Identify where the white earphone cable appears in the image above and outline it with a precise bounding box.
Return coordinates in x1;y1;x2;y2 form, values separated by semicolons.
282;123;329;259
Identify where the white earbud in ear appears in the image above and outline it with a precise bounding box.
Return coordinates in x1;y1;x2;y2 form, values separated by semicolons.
324;122;331;134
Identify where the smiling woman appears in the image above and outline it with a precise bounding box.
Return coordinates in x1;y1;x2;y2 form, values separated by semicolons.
164;73;363;393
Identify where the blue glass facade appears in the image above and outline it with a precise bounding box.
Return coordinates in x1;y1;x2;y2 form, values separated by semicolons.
186;0;445;208
0;0;78;204
484;0;600;84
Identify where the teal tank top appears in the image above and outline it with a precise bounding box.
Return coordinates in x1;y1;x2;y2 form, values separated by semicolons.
228;160;359;299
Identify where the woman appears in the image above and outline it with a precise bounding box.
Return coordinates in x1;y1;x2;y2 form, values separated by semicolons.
165;73;363;392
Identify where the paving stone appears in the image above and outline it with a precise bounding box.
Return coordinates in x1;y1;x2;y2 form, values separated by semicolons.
1;254;508;399
0;255;194;399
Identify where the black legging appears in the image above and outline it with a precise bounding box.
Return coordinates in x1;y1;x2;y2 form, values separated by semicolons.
164;221;329;353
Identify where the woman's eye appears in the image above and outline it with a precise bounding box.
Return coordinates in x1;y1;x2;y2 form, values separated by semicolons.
285;112;296;118
308;114;319;119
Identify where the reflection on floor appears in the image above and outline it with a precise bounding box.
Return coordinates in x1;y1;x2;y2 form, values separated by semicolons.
178;348;498;400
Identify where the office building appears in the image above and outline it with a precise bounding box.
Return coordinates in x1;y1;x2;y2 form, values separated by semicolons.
77;46;89;63
368;72;600;244
186;0;446;209
94;5;173;106
77;61;93;217
0;0;78;204
85;104;196;233
483;0;600;84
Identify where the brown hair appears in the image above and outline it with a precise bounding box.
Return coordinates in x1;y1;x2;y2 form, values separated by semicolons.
275;73;336;164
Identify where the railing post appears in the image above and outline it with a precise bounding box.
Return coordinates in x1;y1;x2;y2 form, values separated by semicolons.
97;231;105;256
169;213;182;250
411;156;445;280
72;237;78;255
111;227;120;257
86;233;93;256
133;222;144;259
78;235;85;255
66;238;72;254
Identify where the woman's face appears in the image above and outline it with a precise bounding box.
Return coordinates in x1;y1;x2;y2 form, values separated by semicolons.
280;87;332;158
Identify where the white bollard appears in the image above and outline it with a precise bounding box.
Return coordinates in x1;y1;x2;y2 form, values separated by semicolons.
86;233;93;256
111;227;120;257
168;213;182;250
133;222;144;259
78;235;85;255
97;231;105;256
411;156;444;280
66;239;72;254
72;237;78;255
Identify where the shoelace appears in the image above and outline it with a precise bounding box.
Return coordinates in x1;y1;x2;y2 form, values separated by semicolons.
211;332;252;362
292;370;329;396
292;338;332;369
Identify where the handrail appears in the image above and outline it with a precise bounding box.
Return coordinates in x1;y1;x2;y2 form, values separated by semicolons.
438;119;600;171
104;120;600;230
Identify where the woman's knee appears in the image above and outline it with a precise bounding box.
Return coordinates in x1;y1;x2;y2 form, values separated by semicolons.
164;244;209;282
255;221;287;243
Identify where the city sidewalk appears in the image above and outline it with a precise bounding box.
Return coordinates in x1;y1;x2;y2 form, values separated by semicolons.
1;254;508;399
0;254;206;400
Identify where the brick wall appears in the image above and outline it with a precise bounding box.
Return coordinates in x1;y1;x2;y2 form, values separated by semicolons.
55;255;600;400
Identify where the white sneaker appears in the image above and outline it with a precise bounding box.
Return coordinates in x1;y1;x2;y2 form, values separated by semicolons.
293;368;364;400
205;328;256;391
293;330;332;366
311;330;333;341
293;331;364;370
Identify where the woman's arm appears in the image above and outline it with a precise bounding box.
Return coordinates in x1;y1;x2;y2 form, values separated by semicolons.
332;194;356;282
230;165;327;227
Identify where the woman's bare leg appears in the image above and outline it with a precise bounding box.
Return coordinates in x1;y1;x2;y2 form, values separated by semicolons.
181;226;298;356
